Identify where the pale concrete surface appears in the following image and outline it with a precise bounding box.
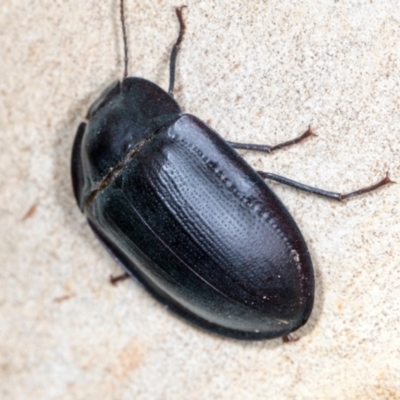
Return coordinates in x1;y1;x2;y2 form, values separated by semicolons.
1;1;400;399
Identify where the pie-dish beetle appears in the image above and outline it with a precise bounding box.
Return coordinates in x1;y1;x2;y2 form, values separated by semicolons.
71;1;392;340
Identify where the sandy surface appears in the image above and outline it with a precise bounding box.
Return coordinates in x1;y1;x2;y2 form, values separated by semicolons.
1;1;400;399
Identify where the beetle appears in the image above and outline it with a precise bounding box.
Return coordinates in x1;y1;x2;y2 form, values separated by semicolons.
71;1;392;340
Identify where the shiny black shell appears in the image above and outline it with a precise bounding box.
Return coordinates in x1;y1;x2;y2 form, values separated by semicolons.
71;77;314;340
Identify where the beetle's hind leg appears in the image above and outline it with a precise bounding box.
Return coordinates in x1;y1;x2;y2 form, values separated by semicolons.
258;171;394;201
168;6;187;95
227;126;315;154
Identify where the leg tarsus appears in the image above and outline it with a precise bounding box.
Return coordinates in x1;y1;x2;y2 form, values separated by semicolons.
282;334;300;343
227;126;316;154
270;125;316;152
168;6;187;96
258;171;394;201
110;272;130;285
340;172;394;200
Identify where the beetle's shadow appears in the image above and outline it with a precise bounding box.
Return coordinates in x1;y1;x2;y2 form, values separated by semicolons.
289;236;323;341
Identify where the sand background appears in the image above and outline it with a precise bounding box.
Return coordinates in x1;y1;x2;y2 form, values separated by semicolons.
1;0;400;399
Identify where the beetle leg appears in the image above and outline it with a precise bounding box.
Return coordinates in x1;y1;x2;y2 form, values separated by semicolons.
227;126;315;153
258;171;394;201
168;6;187;95
282;334;299;343
110;272;130;285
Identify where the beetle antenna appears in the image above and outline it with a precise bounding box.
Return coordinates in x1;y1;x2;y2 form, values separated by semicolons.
168;6;187;95
120;0;129;79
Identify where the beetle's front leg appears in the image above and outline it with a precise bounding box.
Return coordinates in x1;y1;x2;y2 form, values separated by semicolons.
258;171;394;201
227;126;315;154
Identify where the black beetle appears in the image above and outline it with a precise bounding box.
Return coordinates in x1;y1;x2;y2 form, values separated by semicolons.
71;2;392;340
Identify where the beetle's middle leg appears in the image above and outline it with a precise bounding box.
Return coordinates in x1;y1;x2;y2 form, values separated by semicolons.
227;126;315;154
110;272;130;285
258;171;394;201
168;6;187;95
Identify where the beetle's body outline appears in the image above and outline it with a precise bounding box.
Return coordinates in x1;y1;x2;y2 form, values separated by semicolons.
71;3;392;340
